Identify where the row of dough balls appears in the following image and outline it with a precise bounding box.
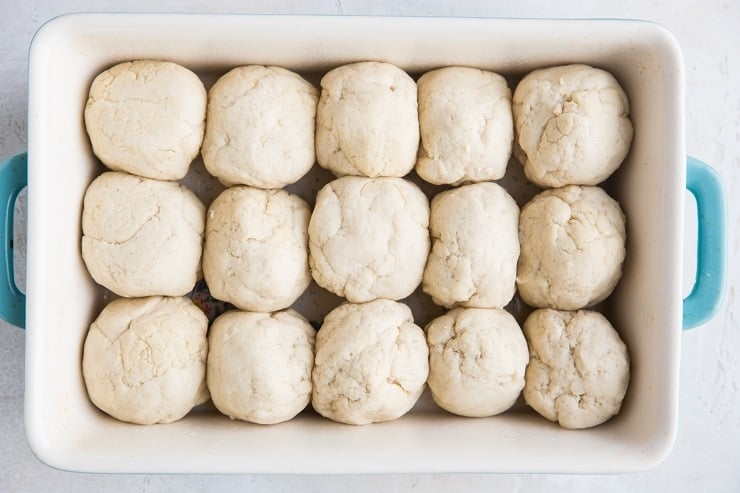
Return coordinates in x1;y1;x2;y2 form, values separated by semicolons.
80;171;625;313
84;60;632;188
82;296;629;429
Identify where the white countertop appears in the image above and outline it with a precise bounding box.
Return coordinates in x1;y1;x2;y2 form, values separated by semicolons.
1;0;738;490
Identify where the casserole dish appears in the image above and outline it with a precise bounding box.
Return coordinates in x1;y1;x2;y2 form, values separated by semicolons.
0;14;726;473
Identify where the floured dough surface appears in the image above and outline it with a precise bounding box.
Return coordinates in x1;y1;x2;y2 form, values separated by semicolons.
517;185;626;310
207;309;315;425
81;171;205;298
202;186;311;312
426;307;528;417
309;176;430;302
315;61;419;177
423;182;519;309
523;308;630;429
311;300;429;425
202;65;318;188
512;64;633;188
84;60;206;180
82;296;209;425
416;66;513;185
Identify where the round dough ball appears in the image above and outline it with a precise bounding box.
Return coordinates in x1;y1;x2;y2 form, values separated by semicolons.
82;296;209;425
423;182;519;309
416;66;513;185
84;60;206;180
203;186;311;312
207;309;315;425
312;300;429;425
81;171;205;298
517;185;626;310
426;307;528;417
309;176;430;302
201;65;319;189
523;308;630;429
512;64;633;188
315;61;419;177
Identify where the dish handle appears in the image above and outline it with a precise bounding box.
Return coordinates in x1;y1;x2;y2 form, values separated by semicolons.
0;152;27;329
683;156;727;330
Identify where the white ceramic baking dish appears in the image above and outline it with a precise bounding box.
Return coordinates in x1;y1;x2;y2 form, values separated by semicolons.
0;13;727;474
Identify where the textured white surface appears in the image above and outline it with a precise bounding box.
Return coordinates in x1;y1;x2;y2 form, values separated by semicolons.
0;0;737;490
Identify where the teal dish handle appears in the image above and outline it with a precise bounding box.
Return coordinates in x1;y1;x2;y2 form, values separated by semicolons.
683;156;727;330
0;153;27;329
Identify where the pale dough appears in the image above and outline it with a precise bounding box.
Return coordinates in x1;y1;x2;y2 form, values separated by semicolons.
308;176;430;302
517;185;626;310
207;309;315;425
202;65;319;188
315;61;419;177
512;64;633;188
202;186;311;312
416;66;513;185
423;182;519;309
426;307;528;417
81;171;205;298
311;300;429;425
82;296;209;425
523;308;630;429
84;60;206;180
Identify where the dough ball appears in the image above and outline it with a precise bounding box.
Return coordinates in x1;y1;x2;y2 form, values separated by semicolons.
81;171;205;298
312;300;429;425
426;307;528;417
203;186;311;312
315;61;419;177
523;308;630;429
512;64;633;188
202;66;319;189
423;182;519;309
207;309;315;425
416;66;513;185
517;185;626;310
309;176;430;302
84;60;206;180
82;296;208;425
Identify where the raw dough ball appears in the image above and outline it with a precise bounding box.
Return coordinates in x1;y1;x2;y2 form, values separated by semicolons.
523;308;630;429
426;307;528;417
315;61;419;177
309;176;430;302
423;182;519;309
512;64;633;188
81;171;205;298
203;186;311;312
82;296;209;425
84;60;206;180
202;65;319;188
312;300;428;425
207;309;315;425
416;66;513;185
517;185;626;310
